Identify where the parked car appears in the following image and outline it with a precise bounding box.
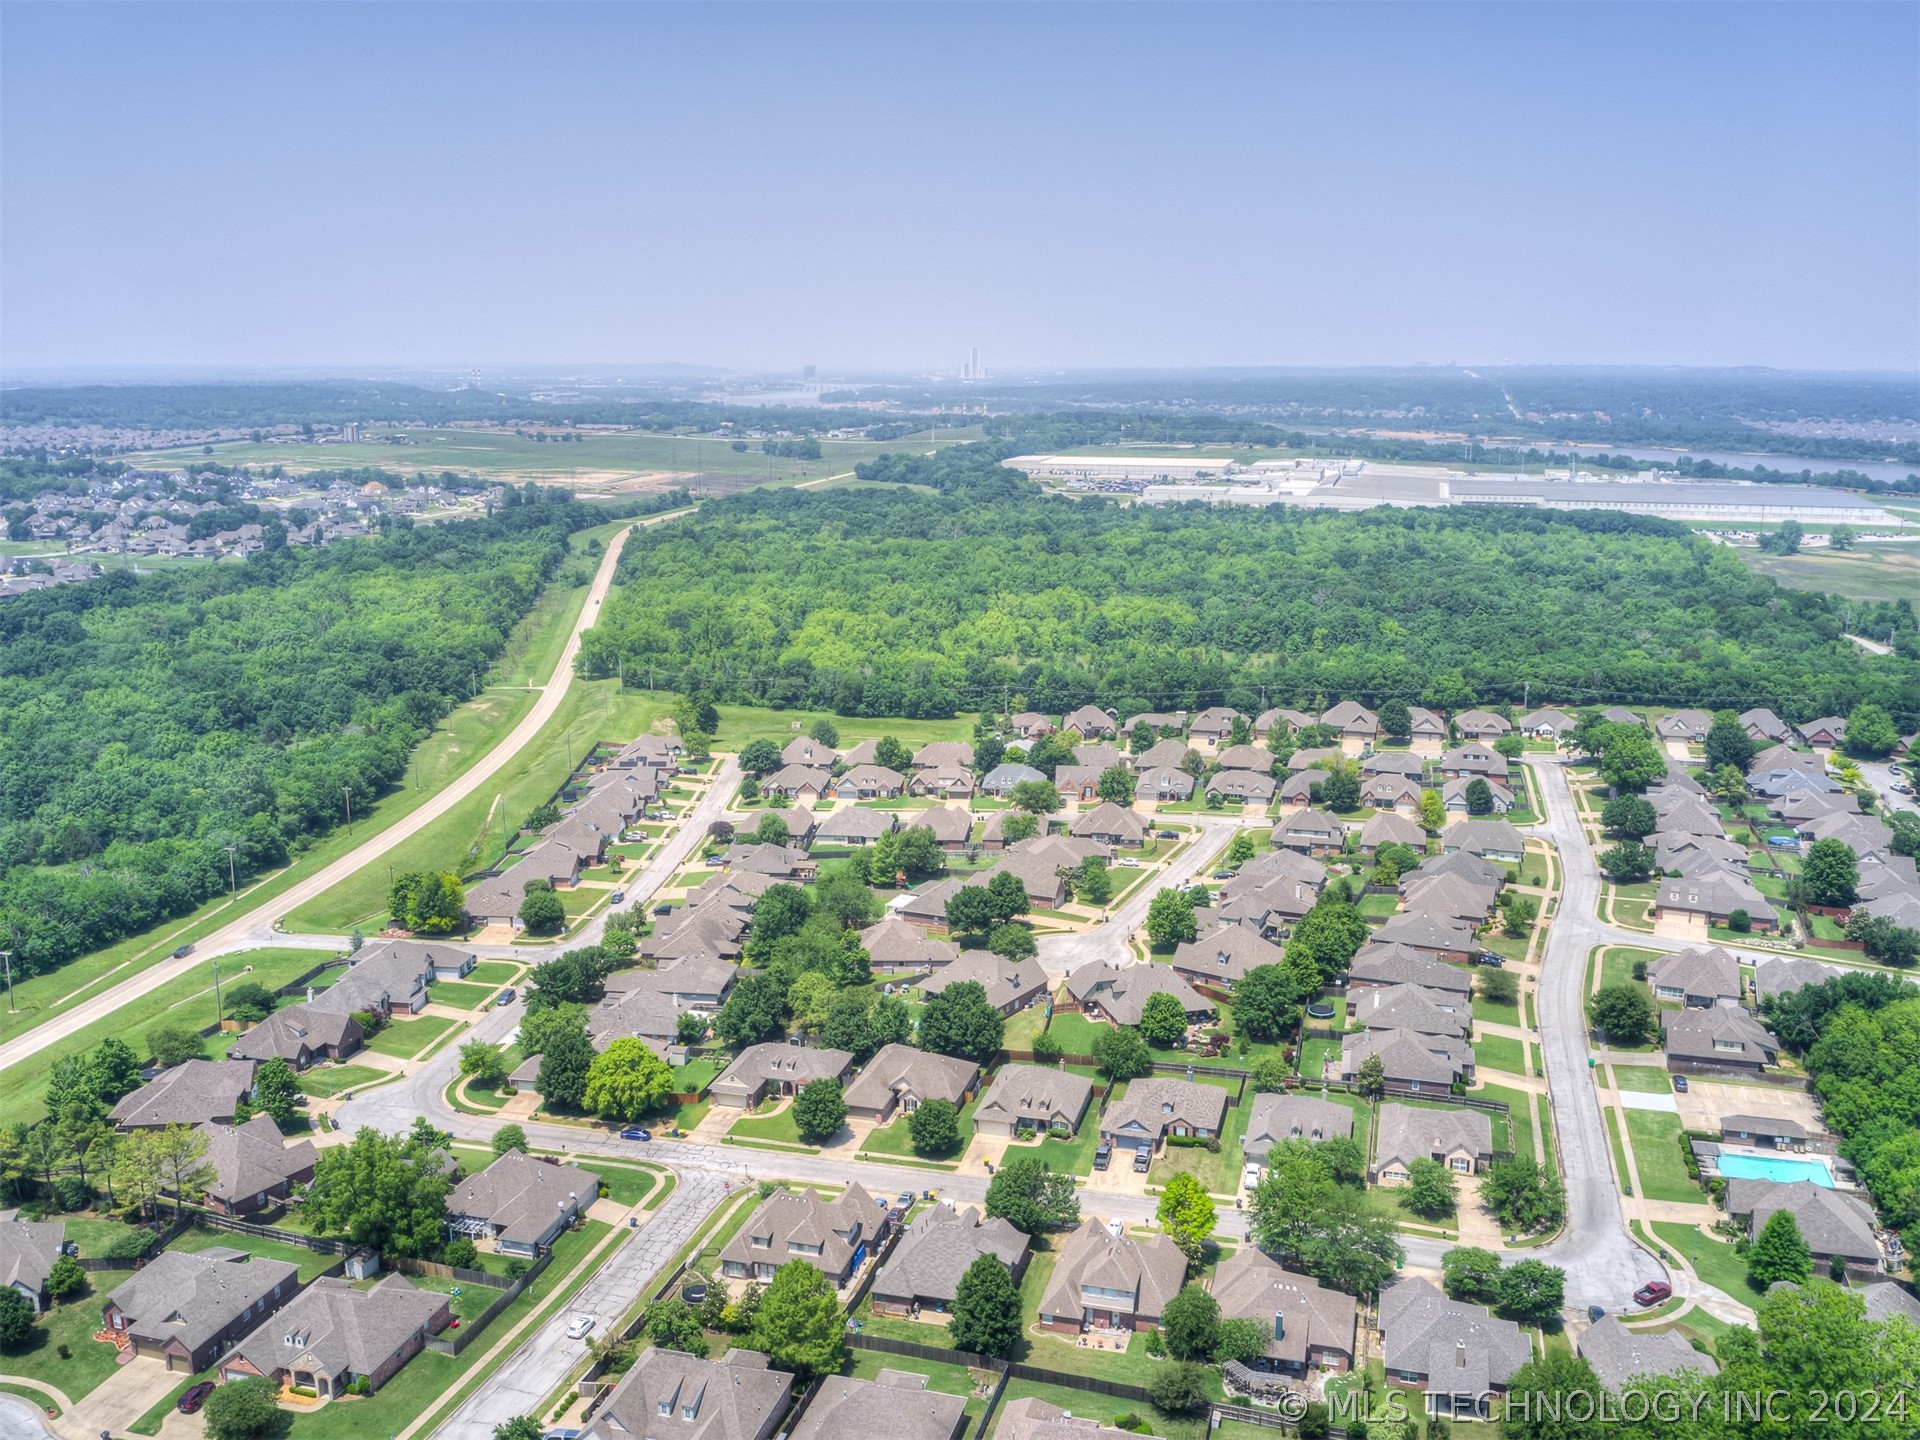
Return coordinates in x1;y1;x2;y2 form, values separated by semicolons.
610;889;626;904
1093;1141;1112;1172
1132;1147;1150;1173
566;1313;596;1340
497;988;516;1006
1212;871;1233;880
1672;1075;1689;1092
654;903;674;916
1633;1281;1672;1307
1242;1163;1261;1189
1475;952;1504;967
896;1191;914;1207
1588;1305;1607;1322
1155;829;1178;839
1893;782;1913;795
178;1384;215;1415
1117;857;1140;868
620;1127;652;1142
172;944;194;959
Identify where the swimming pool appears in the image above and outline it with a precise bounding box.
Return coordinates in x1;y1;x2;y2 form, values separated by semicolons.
1717;1152;1834;1187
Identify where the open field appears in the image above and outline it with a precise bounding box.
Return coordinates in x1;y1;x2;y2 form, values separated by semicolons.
712;703;976;750
1736;544;1920;602
112;426;973;489
1624;1109;1705;1205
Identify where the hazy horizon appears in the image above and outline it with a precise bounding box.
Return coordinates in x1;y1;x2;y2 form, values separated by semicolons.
4;2;1916;376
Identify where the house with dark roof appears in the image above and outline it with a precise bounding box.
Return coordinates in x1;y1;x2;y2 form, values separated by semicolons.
1320;702;1378;751
832;764;906;800
790;1372;966;1440
1371;912;1473;963
917;952;1049;1017
1036;1220;1186;1333
1136;766;1196;803
871;1202;1031;1316
1438;744;1509;781
1099;1078;1228;1159
760;765;834;800
1210;1247;1356;1375
843;1045;978;1123
1378;1277;1529;1418
198;1116;318;1216
812;807;897;847
1661;1007;1778;1074
1720;1114;1810;1150
104;1249;301;1373
710;1043;853;1109
306;945;434;1018
1068;802;1149;847
1349;984;1469;1039
1453;710;1511;741
110;1060;257;1130
864;914;962;972
980;763;1046;797
718;1184;882;1286
1648;948;1742;1008
1739;708;1794;744
1577;1315;1717;1391
1442;819;1525;864
1190;707;1248;747
1133;738;1193;773
1655;709;1714;743
1359;811;1426;851
582;1346;793;1440
1346;943;1473;1000
1171;925;1285;987
217;1275;450;1398
973;1065;1093;1138
1064;960;1209;1028
226;1004;363;1069
1725;1180;1882;1276
1339;1029;1474;1091
447;1151;590;1256
1243;1094;1354;1164
781;736;838;768
1373;1104;1494;1182
0;1217;64;1313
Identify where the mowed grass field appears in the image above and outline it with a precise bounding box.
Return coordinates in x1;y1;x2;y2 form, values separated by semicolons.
1736;545;1920;602
114;426;977;488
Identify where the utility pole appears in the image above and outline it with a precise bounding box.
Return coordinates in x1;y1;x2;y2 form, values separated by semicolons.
0;950;13;1014
343;786;354;836
222;844;238;898
212;958;224;1025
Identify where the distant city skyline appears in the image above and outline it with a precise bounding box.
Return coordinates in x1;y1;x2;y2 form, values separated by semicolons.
2;2;1915;375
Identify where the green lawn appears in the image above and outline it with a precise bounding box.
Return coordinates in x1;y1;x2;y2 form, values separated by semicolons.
296;1062;393;1097
8;947;335;1125
1475;1083;1537;1164
1651;1221;1755;1300
843;1347;995;1431
1041;1012;1109;1057
429;979;499;1010
575;1159;662;1206
362;1014;461;1058
1604;1108;1632;1191
1624;1109;1705;1204
4;1270;134;1401
1600;946;1660;991
465;961;523;986
284;1219;613;1440
859;1096;980;1166
1611;1064;1672;1094
996;1100;1106;1178
58;1216;152;1258
990;1376;1206;1440
1474;1034;1527;1075
170;1223;340;1282
1298;1036;1341;1080
727;1102;818;1149
1149;1100;1252;1197
1004;1004;1049;1052
673;1058;721;1092
1472;994;1523;1026
1358;892;1399;918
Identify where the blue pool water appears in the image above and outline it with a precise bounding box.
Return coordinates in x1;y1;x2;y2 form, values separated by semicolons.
1717;1153;1834;1187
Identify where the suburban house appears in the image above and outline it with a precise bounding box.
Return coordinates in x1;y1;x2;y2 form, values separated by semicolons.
462;869;545;928
1007;712;1055;740
1060;704;1117;738
913;741;977;770
306;944;435;1018
1339;1028;1474;1091
1278;770;1320;806
1655;709;1714;743
1661;1008;1779;1074
718;1184;882;1287
0;1217;63;1313
1739;708;1795;744
865;915;961;973
1452;710;1511;741
1190;707;1248;747
1797;717;1849;748
917;952;1048;1017
1243;1094;1354;1164
1064;959;1209;1028
1099;1077;1229;1159
1371;912;1474;963
1349;983;1470;1039
790;1373;966;1440
832;764;907;799
1036;1220;1187;1333
1654;869;1771;930
1516;708;1575;740
710;1043;854;1109
582;1347;793;1440
1209;1248;1357;1376
760;765;834;800
217;1274;450;1399
1648;947;1742;1008
690;870;777;913
870;1201;1031;1317
1725;1180;1883;1277
1039;759;1097;800
980;762;1046;797
1441;776;1515;815
447;1151;590;1255
1399;872;1497;924
1255;708;1314;738
972;1064;1093;1139
1136;766;1196;802
1275;810;1345;855
1578;1316;1718;1392
613;733;682;771
1134;738;1193;772
1208;769;1277;805
1721;1114;1810;1150
1438;744;1509;780
1373;1104;1495;1182
110;1060;257;1130
1378;1277;1530;1419
781;736;838;768
1602;707;1644;727
812;808;898;847
198;1116;318;1216
1211;743;1272;773
1171;925;1286;987
642;907;747;963
1321;702;1378;751
1406;706;1450;748
909;765;976;800
1286;747;1343;773
911;806;975;849
226;1004;364;1069
1346;943;1473;1001
1126;709;1190;736
1753;956;1844;1002
1069;802;1150;847
1405;848;1506;889
103;1249;301;1373
842;1045;978;1123
998;1399;1142;1440
722;842;817;880
1359;811;1426;851
1442;819;1525;864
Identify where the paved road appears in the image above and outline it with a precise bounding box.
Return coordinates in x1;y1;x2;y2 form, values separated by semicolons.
1856;757;1917;818
0;520;642;1078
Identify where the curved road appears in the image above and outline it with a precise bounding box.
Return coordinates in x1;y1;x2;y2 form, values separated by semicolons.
0;519;642;1078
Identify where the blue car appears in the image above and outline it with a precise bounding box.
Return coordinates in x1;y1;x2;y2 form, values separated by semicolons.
620;1127;652;1142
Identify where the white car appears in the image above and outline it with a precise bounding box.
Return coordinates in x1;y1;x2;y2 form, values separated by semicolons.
1243;1163;1262;1189
1117;857;1141;868
565;1314;595;1340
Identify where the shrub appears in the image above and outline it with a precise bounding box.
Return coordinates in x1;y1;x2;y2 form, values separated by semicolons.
53;1175;93;1212
1728;908;1752;933
1147;1361;1211;1414
444;1239;479;1269
1030;1031;1063;1064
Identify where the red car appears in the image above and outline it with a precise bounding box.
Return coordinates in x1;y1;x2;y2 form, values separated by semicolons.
1633;1281;1672;1307
178;1383;216;1414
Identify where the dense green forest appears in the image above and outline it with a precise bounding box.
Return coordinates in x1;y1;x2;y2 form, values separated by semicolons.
578;447;1920;723
0;502;602;975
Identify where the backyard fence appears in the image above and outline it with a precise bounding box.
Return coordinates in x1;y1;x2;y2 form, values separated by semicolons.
389;1254;516;1289
185;1209;352;1253
77;1215;191;1271
424;1249;554;1356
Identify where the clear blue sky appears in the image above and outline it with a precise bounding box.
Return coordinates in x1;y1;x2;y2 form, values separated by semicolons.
3;2;1915;375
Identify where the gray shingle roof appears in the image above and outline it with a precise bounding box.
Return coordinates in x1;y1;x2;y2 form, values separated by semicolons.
586;1345;794;1440
1648;947;1741;1003
1063;960;1208;1027
109;1059;257;1128
1210;1247;1356;1367
974;1064;1093;1132
1172;925;1285;984
108;1249;299;1357
863;915;961;969
872;1203;1030;1308
448;1151;589;1245
1348;943;1473;998
1350;984;1470;1038
226;1004;362;1065
199;1116;318;1207
1737;1180;1880;1262
711;1043;853;1101
1341;1029;1473;1086
222;1274;447;1385
1101;1078;1228;1144
1374;1104;1493;1173
0;1218;63;1300
1577;1316;1717;1390
1037;1220;1186;1324
790;1372;965;1440
718;1185;877;1280
1243;1094;1354;1159
916;953;1048;1014
843;1045;978;1114
1379;1276;1529;1394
